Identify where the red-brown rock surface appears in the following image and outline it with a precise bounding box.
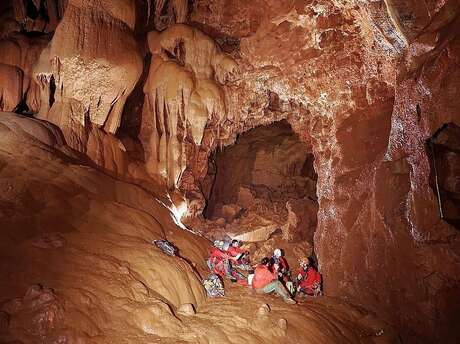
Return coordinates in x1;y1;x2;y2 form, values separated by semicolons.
34;0;143;151
189;1;460;342
0;112;397;343
0;0;459;343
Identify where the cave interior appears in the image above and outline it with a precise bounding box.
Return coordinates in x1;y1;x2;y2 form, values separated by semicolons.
0;0;459;343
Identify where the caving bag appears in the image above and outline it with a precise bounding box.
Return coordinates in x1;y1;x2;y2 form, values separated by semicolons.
152;239;177;256
203;273;225;297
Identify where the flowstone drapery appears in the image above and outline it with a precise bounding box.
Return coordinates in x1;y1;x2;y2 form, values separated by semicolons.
142;24;237;188
33;0;143;152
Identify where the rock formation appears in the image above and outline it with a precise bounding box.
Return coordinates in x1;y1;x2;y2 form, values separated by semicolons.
0;111;397;342
141;23;236;188
0;33;50;113
190;1;460;342
0;0;459;343
33;0;142;172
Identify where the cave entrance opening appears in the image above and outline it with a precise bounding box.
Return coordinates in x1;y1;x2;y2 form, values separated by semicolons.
427;122;460;230
201;120;319;259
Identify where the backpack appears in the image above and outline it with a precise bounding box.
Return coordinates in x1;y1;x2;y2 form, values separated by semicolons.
152;239;177;256
202;273;225;297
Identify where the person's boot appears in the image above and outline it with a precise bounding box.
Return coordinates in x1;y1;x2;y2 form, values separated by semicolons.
284;298;296;305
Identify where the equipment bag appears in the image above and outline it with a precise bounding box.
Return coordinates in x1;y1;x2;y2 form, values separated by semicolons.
203;273;225;297
152;239;178;256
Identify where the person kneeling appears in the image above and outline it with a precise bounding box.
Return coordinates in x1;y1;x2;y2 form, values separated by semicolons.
252;257;296;304
297;257;322;297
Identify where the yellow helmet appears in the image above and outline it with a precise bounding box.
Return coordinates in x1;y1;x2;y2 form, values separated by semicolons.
298;257;309;266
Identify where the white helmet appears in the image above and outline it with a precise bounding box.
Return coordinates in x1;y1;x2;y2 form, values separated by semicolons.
213;240;224;249
273;248;282;258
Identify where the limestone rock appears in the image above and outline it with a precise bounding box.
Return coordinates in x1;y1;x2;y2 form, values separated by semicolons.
227;213;279;243
34;0;142;153
0;311;9;332
2;285;64;339
237;186;255;208
281;198;318;242
31;233;66;249
12;0;66;33
278;318;288;331
177;303;196;316
0;1;458;343
256;304;270;317
0;34;49;113
219;204;242;223
133;302;182;337
0;109;404;343
190;2;460;342
142;24;236;187
215;217;226;226
0;63;22;111
0;111;65;147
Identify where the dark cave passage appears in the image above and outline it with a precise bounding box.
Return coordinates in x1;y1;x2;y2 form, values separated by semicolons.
201;120;318;244
428;123;460;230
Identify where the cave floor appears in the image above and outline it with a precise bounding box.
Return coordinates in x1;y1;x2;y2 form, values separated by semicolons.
0;113;398;344
187;283;396;343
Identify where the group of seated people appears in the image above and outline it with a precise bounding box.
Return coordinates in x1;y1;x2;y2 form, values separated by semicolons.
207;239;322;304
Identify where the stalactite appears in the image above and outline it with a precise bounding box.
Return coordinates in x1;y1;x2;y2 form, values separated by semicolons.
171;0;187;23
0;63;23;111
142;24;237;188
33;0;142;152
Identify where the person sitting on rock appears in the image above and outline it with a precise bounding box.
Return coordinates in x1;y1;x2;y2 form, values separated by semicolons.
207;240;230;275
207;240;246;283
227;239;251;270
252;257;296;304
272;248;289;278
271;248;295;294
296;257;322;297
227;239;245;257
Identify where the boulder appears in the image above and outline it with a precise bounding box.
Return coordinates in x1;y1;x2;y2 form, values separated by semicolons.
256;304;270;317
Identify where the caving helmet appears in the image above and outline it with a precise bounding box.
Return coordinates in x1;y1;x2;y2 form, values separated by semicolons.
213;240;224;249
273;248;282;258
299;257;310;268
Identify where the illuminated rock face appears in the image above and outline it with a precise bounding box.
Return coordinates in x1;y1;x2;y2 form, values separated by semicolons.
190;1;460;342
141;24;236;188
0;0;459;342
33;0;142;165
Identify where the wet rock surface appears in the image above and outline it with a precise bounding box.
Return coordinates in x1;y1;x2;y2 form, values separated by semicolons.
0;112;398;343
0;0;459;342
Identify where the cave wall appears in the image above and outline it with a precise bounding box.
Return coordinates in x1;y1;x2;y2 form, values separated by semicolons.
190;1;460;342
429;124;460;227
0;0;458;342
